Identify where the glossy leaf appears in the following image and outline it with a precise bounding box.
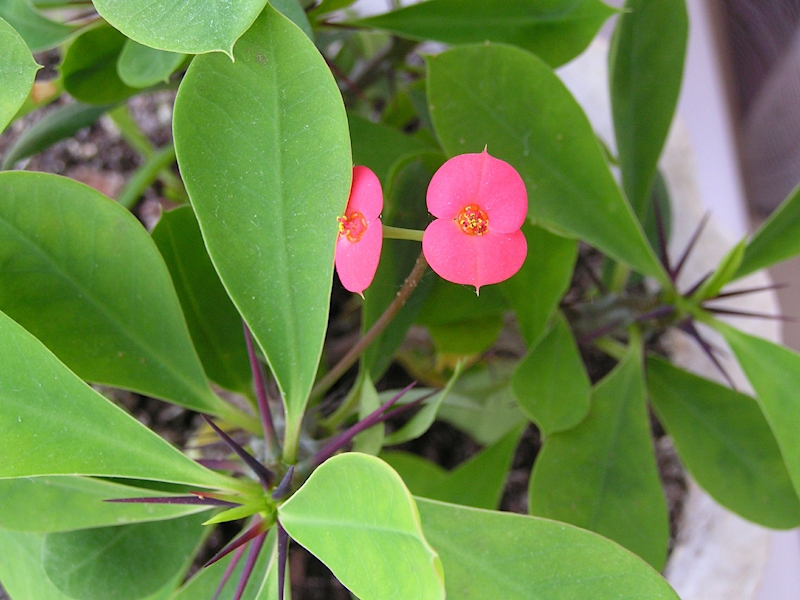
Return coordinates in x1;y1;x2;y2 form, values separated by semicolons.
0;0;76;52
0;476;211;533
609;0;688;217
42;513;207;600
174;4;351;460
117;39;186;88
151;206;252;396
426;44;666;284
93;0;267;57
0;14;39;132
735;182;800;278
500;222;577;345
362;152;438;380
511;312;591;436
716;321;800;501
1;101;110;169
528;341;669;569
354;0;616;68
416;499;680;600
0;308;240;491
0;171;253;427
61;24;138;105
279;453;445;600
647;357;800;529
383;424;524;510
692;239;746;301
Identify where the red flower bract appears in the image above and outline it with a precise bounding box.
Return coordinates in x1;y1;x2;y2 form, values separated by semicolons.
422;150;528;292
335;166;383;296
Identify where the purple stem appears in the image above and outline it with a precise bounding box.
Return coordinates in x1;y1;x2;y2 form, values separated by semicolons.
202;415;274;489
106;495;238;507
272;466;295;501
278;522;289;600
212;545;247;600
232;532;267;600
206;519;266;568
712;283;789;299
243;323;280;457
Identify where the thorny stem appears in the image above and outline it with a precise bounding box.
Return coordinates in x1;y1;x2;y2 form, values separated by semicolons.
309;251;428;403
243;323;281;459
383;225;425;242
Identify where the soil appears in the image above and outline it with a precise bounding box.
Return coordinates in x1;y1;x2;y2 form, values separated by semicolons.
0;64;686;600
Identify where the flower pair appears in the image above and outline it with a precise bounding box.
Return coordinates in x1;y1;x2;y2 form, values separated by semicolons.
335;150;528;294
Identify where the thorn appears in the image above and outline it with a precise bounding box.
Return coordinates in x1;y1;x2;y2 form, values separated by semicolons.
634;305;676;323
201;415;274;489
653;196;671;278
683;271;712;298
677;319;736;389
212;545;247;600
702;307;795;321
205;519;266;568
232;531;267;600
244;322;280;456
278;522;289;600
272;466;295;501
711;283;789;299
673;212;711;281
105;495;238;507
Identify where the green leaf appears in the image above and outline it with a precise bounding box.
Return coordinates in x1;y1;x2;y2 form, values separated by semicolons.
0;476;211;533
61;24;138;105
0;14;39;132
151;206;253;396
609;0;688;217
735;182;800;278
279;453;445;600
383;424;524;510
0;529;79;600
0;0;77;52
383;360;464;446
500;222;577;345
511;312;591;436
308;0;356;19
269;0;313;39
716;321;800;502
0;307;242;491
647;357;800;529
348;112;433;185
426;44;667;284
362;152;438;380
117;39;186;88
0;171;253;428
42;513;207;600
353;0;616;68
528;340;669;569
2;101;110;169
173;4;351;461
416;499;680;600
93;0;267;57
691;239;746;301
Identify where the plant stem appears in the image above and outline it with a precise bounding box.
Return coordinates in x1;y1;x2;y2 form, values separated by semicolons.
117;143;179;208
383;225;424;242
310;251;428;403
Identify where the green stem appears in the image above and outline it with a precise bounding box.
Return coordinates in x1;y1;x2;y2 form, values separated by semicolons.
383;225;424;242
310;251;429;404
116;143;179;208
610;262;630;293
593;336;627;360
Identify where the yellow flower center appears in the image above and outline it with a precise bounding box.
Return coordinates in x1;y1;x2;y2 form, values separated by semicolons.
456;205;489;235
338;212;368;243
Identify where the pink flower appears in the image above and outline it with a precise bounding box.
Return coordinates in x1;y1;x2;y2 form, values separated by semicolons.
422;150;528;292
335;166;383;296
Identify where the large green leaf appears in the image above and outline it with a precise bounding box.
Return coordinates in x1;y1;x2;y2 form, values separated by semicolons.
0;476;210;533
92;0;267;57
0;307;242;491
500;222;577;345
0;171;253;428
0;14;39;132
417;499;680;599
173;4;351;461
735;182;800;278
354;0;615;68
647;357;800;529
279;453;445;600
609;0;688;217
60;24;138;105
528;340;669;569
716;321;800;501
0;0;76;52
511;312;590;436
426;44;666;284
151;206;252;396
117;39;186;88
42;513;207;600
